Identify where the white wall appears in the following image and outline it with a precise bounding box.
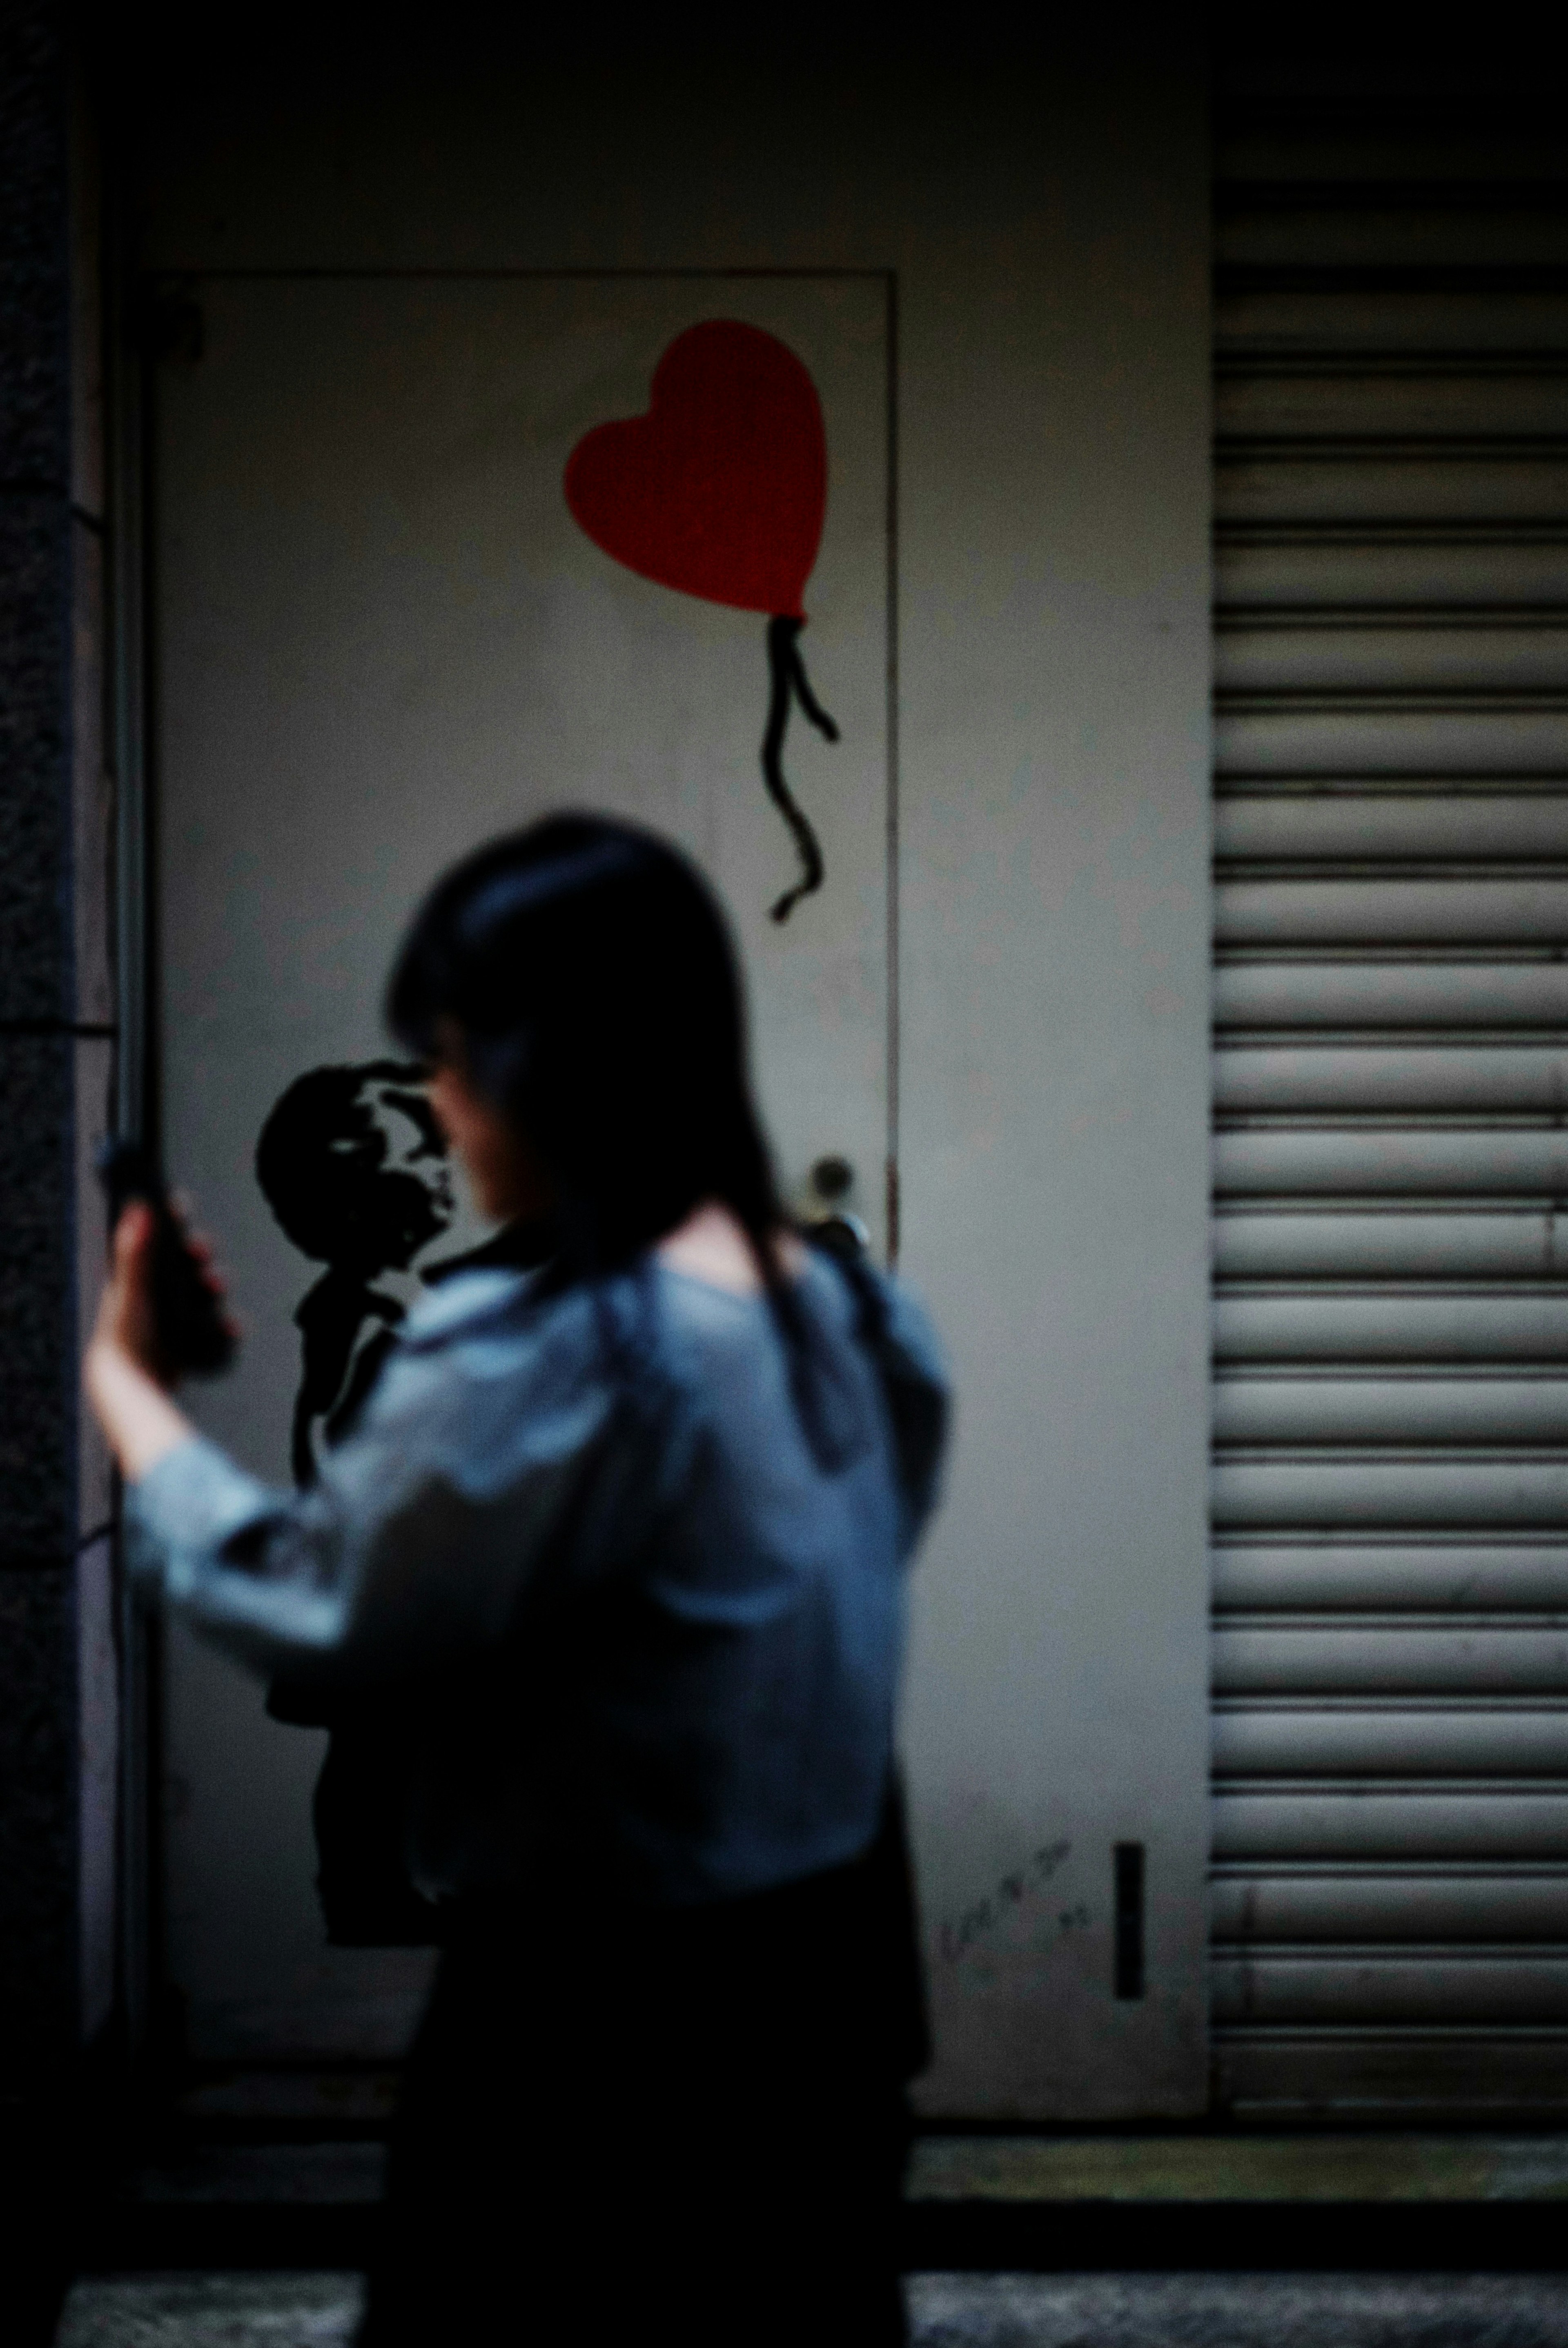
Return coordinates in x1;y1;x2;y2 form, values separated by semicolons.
134;25;1212;2116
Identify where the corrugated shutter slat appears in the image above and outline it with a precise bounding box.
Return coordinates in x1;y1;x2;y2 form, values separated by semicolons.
1214;1791;1568;1861
1211;93;1568;2115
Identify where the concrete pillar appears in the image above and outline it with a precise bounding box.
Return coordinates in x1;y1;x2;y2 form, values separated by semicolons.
0;2;115;2330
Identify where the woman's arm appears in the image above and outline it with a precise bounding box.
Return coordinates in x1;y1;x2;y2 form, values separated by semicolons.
84;1203;207;1480
85;1213;626;1692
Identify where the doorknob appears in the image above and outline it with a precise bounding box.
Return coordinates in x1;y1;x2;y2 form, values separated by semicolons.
806;1155;868;1260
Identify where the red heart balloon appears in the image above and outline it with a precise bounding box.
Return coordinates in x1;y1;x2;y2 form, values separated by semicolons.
564;320;827;620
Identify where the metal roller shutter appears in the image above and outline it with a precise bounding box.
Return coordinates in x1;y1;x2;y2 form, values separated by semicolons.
1211;89;1568;2116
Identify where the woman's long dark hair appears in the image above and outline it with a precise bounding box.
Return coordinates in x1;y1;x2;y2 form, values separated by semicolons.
386;813;791;1296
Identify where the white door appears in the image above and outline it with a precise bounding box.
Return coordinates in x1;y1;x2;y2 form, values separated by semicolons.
155;274;891;2059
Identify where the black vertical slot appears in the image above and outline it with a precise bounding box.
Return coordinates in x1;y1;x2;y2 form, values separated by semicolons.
1114;1841;1145;2000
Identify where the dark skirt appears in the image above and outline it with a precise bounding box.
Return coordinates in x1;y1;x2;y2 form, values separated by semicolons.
357;1791;928;2348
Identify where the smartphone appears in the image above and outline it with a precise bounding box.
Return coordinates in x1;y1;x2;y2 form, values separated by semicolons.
97;1139;237;1378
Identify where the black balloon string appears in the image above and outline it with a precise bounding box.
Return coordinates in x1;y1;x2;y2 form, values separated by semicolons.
762;613;838;922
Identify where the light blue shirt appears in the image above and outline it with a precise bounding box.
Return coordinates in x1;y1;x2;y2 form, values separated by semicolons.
128;1248;948;1907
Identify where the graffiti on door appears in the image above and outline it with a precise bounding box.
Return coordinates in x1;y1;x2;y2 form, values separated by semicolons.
565;319;839;921
254;1061;453;1484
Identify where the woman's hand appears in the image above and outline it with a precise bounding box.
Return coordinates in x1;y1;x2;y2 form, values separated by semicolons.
84;1204;208;1483
91;1201;165;1379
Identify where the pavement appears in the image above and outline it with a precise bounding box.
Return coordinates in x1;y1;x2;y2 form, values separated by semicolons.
55;2276;357;2346
53;2269;1568;2346
53;2129;1568;2344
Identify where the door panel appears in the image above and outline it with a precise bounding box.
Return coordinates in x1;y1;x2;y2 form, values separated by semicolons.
156;274;890;2058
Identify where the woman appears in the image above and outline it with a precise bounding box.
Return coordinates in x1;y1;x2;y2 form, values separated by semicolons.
86;813;948;2346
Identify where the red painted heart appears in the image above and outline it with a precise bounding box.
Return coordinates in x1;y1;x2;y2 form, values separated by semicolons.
564;319;827;620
